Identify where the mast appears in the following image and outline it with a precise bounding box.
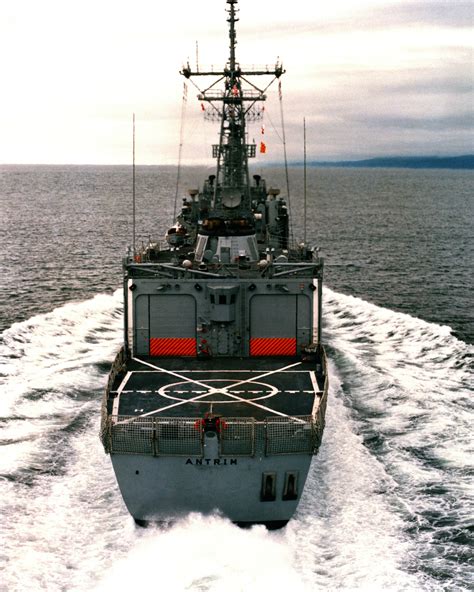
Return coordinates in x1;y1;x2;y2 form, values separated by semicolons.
216;0;248;213
180;0;284;230
228;0;237;72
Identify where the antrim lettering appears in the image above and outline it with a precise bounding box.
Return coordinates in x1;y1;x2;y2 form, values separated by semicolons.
185;458;237;466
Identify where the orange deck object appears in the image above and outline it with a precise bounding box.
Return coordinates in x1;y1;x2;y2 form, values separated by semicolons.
250;337;296;356
150;338;196;357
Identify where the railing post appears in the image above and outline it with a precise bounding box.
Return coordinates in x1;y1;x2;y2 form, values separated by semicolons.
152;417;158;457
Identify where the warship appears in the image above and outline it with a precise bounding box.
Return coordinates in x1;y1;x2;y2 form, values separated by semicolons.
100;0;328;529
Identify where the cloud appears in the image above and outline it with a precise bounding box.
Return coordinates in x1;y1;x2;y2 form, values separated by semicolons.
254;56;474;161
382;1;474;29
242;0;473;38
1;0;472;164
351;113;473;132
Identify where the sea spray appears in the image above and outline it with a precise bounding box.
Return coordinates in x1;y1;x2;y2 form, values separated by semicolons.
1;289;472;591
324;287;474;589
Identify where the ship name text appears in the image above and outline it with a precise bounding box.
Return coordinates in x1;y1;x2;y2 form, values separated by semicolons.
185;458;237;466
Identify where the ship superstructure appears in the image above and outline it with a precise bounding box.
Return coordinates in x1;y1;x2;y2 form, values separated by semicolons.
101;0;328;528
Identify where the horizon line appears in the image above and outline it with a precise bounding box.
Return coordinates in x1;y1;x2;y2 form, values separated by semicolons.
1;154;473;168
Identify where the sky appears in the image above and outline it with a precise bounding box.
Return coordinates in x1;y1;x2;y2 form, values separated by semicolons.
0;0;472;164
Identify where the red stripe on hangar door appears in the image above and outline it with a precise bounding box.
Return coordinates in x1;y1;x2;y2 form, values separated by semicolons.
150;338;196;357
250;337;296;356
148;294;196;357
249;294;298;356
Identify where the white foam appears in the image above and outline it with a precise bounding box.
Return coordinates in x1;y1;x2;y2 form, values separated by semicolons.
289;368;424;591
95;514;309;592
0;291;123;415
324;287;473;472
323;287;473;589
0;291;123;476
0;418;131;592
1;288;471;591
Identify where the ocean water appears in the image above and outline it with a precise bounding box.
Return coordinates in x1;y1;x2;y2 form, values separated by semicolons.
0;165;472;591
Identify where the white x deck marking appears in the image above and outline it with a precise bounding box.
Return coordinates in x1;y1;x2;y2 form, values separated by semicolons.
113;357;308;424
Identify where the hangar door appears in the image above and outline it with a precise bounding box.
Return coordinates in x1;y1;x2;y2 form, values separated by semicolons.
135;294;196;356
250;294;310;356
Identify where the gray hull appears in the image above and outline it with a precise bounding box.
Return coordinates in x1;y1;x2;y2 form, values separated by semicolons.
102;353;327;526
111;452;312;524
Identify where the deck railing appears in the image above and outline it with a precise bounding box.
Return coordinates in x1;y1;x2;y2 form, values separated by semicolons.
100;345;329;458
100;413;324;457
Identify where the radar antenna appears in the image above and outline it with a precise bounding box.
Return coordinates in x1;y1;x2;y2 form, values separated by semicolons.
180;0;285;224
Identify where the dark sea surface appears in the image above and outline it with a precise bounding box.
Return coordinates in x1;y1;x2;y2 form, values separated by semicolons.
0;165;472;591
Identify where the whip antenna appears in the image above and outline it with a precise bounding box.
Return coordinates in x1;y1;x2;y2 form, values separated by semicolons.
303;117;307;245
174;83;188;219
132;113;136;255
279;80;293;245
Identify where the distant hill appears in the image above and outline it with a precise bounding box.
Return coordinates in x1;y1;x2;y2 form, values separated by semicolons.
300;155;474;170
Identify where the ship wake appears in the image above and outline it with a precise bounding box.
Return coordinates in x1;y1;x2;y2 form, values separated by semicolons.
0;289;472;591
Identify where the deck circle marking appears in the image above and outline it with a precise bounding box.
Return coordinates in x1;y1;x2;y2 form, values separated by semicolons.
157;379;278;403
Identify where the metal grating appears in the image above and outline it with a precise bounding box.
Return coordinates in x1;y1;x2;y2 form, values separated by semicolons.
219;418;255;456
109;416;202;457
265;416;315;455
312;417;325;453
100;403;111;452
246;144;256;158
104;414;323;458
111;417;155;455
212;144;256;158
156;419;202;456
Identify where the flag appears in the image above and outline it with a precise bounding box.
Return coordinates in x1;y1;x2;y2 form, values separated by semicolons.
260;142;266;154
201;103;205;111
